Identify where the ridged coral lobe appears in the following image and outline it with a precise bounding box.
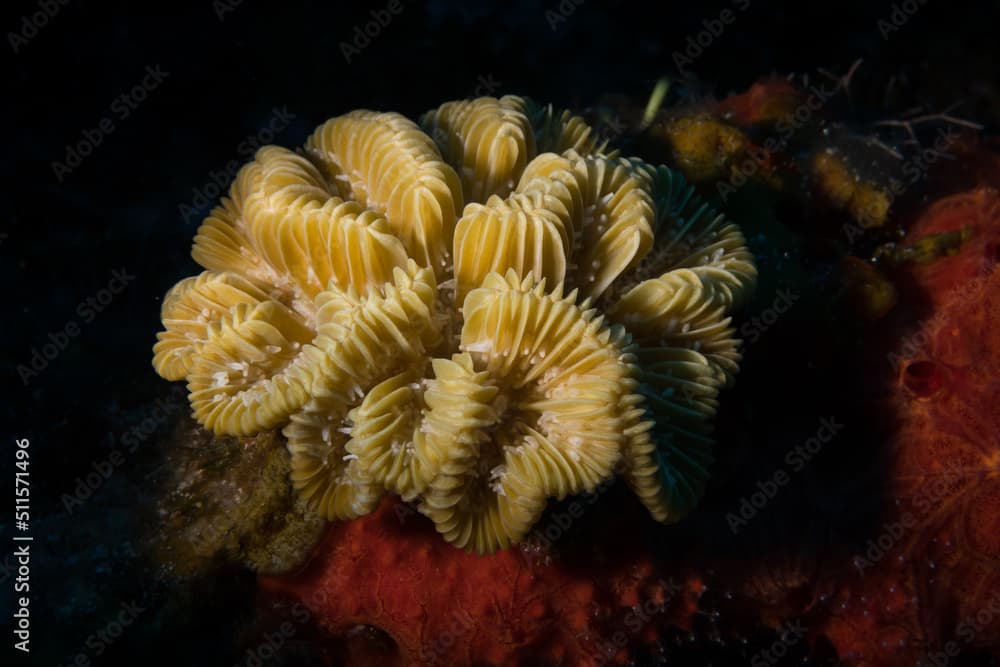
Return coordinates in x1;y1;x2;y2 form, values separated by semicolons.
153;95;757;553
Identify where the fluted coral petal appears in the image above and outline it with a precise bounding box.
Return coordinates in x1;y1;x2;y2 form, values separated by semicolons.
615;161;757;309
191;198;274;289
306;110;462;275
516;153;583;241
416;353;547;554
451;151;657;303
344;368;431;501
153;271;271;381
611;268;742;385
516;150;656;301
187;300;323;436
315;263;438;376
422;95;536;203
282;265;443;522
257;197;409;303
621;347;724;523
569;151;656;300
193;146;345;318
453;198;569;303
284;392;384;521
455;271;636;508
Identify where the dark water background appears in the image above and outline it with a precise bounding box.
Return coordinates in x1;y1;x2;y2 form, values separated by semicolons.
5;0;1000;665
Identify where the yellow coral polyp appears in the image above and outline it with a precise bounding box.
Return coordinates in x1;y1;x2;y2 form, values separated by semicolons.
153;271;270;381
153;95;757;554
458;271;635;495
284;392;384;521
453;149;656;303
611;268;741;383
421;95;536;203
416;353;547;553
345;368;430;500
312;262;440;392
540;150;655;300
187;300;323;435
453;196;569;303
306;111;463;274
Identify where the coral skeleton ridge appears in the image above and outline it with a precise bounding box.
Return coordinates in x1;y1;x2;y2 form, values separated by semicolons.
153;95;757;553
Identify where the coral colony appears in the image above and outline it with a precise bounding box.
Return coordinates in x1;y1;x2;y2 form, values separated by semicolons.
153;96;756;553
